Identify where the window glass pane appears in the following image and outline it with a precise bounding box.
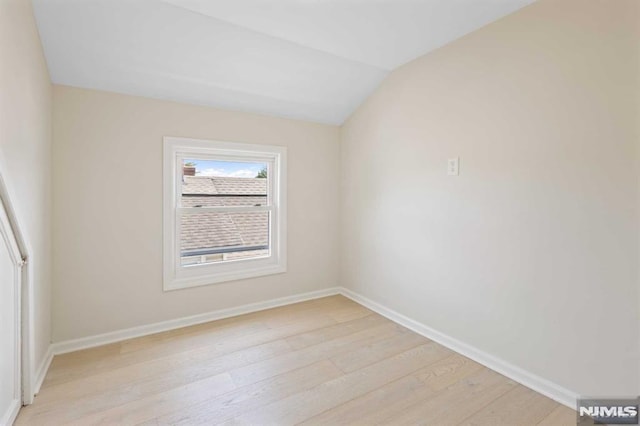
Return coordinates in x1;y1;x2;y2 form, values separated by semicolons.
180;211;269;266
181;159;268;208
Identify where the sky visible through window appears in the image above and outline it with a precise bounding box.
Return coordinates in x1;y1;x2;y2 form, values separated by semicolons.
186;159;266;178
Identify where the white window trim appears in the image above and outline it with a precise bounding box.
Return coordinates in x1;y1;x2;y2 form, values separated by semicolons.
163;136;287;291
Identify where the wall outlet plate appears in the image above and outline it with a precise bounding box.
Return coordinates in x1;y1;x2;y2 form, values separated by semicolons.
447;157;459;176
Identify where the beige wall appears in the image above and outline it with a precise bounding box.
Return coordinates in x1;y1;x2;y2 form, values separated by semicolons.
340;0;639;398
40;0;640;399
52;86;340;341
0;0;53;377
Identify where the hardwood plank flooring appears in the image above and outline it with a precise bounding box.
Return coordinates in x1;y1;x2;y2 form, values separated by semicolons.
15;295;575;425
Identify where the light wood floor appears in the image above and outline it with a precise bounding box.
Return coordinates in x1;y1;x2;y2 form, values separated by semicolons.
16;295;575;425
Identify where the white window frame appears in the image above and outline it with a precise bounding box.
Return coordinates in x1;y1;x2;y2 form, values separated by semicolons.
163;136;287;291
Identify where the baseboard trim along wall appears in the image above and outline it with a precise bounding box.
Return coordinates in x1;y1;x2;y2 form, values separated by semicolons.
0;399;20;426
338;288;578;410
33;345;54;395
46;285;577;410
50;287;341;355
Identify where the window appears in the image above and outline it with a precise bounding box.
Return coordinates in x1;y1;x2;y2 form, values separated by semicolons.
163;137;286;291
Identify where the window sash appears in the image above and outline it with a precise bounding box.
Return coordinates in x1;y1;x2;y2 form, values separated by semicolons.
175;208;274;258
174;172;276;272
177;205;273;214
176;207;273;261
176;154;274;208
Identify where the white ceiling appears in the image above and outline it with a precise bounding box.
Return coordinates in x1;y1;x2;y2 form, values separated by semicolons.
33;0;534;124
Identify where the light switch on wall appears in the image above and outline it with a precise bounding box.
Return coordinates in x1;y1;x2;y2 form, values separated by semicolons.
447;157;459;176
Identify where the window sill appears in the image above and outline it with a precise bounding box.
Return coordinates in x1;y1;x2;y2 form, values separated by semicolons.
163;264;287;291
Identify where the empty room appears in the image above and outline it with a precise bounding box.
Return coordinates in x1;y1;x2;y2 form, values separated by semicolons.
1;0;638;424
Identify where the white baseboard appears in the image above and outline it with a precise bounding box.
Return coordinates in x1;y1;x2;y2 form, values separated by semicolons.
51;287;340;356
338;287;578;410
41;285;577;413
0;398;20;426
33;345;54;395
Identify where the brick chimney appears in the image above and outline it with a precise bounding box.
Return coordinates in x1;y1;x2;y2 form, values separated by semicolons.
183;164;196;176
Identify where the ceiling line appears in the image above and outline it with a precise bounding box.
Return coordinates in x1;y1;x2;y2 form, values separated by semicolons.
125;63;348;109
160;0;391;73
57;61;348;124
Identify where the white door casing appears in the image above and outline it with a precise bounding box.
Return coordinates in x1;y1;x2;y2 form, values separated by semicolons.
0;197;23;426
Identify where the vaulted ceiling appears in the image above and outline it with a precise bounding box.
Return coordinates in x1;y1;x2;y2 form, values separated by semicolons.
33;0;534;124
